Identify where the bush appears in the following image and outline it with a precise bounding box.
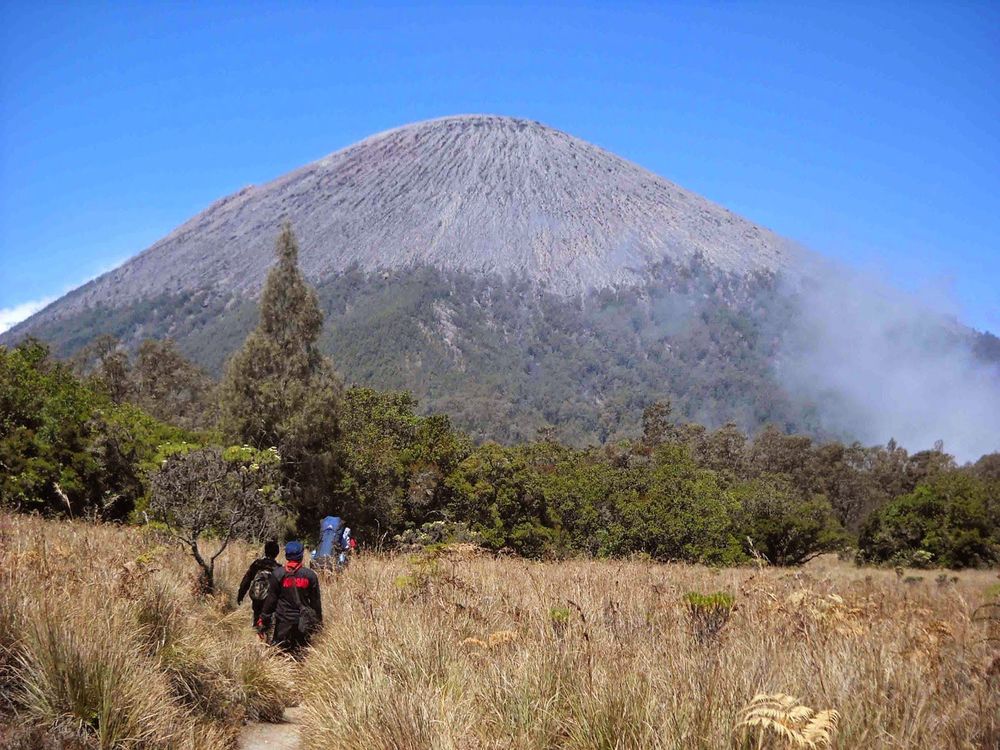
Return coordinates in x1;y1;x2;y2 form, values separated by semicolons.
858;473;998;569
0;340;192;520
683;591;735;643
394;520;482;548
733;479;846;565
614;445;746;564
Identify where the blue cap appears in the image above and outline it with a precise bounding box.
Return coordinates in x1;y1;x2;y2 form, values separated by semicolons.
285;540;304;561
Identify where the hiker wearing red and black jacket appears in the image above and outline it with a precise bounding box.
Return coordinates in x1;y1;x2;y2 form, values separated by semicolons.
257;541;322;655
237;540;282;628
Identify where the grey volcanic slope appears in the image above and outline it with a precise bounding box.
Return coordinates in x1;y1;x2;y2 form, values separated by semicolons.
12;115;791;329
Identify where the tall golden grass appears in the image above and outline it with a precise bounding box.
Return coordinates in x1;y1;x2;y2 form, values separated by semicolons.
1;516;998;749
0;513;295;749
301;547;1000;749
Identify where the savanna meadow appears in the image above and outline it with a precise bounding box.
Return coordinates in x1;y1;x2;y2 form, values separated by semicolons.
1;515;998;750
1;225;998;749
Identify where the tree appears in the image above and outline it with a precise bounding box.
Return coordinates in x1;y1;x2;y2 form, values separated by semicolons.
615;444;746;564
71;334;131;404
132;339;216;430
971;452;1000;482
857;472;998;569
445;443;554;557
1;339;188;519
149;445;284;592
641;400;675;450
219;224;341;528
336;387;472;538
733;478;845;565
697;422;749;480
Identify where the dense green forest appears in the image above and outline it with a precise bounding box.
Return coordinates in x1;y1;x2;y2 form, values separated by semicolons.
6;259;860;446
23;260;1000;447
3;228;998;568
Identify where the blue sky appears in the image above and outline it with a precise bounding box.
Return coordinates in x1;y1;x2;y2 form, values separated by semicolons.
1;1;997;332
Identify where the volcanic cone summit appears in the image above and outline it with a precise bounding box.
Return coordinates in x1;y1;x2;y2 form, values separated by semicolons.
27;115;790;321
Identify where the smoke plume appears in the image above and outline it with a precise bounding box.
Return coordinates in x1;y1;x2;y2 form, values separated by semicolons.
777;256;1000;462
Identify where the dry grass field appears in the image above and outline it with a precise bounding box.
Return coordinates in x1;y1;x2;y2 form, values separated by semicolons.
1;514;998;749
0;514;295;750
300;547;1000;750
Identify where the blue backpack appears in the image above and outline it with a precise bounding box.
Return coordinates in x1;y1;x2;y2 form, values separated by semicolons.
315;516;345;559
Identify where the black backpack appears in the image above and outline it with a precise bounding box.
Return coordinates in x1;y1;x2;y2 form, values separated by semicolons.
288;569;321;635
249;568;271;603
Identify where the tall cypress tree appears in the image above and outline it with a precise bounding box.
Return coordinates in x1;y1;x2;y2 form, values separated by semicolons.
219;223;341;526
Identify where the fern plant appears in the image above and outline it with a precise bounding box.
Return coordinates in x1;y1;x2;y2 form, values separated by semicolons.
735;693;840;749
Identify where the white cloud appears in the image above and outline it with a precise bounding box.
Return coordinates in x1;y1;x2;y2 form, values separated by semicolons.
0;256;127;336
0;297;55;334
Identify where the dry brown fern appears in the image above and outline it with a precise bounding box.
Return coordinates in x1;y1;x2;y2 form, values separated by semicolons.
460;629;519;650
735;693;840;749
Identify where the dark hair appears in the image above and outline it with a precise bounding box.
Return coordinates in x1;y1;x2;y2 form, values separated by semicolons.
264;540;280;558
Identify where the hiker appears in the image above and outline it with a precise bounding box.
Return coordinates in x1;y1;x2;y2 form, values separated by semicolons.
258;541;322;655
236;540;282;628
311;515;351;571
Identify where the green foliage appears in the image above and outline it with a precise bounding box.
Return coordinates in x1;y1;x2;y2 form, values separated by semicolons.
316;262;809;446
68;333;217;432
219;224;341;529
148;445;285;591
23;260;814;446
683;591;735;608
6;266;998;570
549;605;571;624
444;443;555;556
337;387;471;538
611;445;745;564
393;520;481;548
858;472;999;569
392;546;451;599
0;340;191;519
733;478;846;565
130;338;217;430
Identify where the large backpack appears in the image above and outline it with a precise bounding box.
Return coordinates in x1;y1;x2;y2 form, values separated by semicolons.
315;516;345;558
249;568;271;603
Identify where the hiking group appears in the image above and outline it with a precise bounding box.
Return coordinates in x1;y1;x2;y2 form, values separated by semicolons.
236;515;354;655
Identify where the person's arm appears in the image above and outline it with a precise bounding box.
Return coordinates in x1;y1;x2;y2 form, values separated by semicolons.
236;561;256;604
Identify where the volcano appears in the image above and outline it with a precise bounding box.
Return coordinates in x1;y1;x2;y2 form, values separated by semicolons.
8;115;995;450
9;115;791;326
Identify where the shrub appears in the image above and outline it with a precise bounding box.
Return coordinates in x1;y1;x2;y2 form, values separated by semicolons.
733;479;846;565
393;520;481;548
0;340;191;520
683;591;734;644
858;473;998;568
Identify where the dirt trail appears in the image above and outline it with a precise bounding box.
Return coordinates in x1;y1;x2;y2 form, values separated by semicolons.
238;706;305;750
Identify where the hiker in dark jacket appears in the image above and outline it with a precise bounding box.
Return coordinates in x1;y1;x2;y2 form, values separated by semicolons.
258;541;323;655
237;540;282;627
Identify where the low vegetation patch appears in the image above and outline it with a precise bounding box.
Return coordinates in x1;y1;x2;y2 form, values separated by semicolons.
1;516;999;748
298;549;999;750
0;514;295;748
